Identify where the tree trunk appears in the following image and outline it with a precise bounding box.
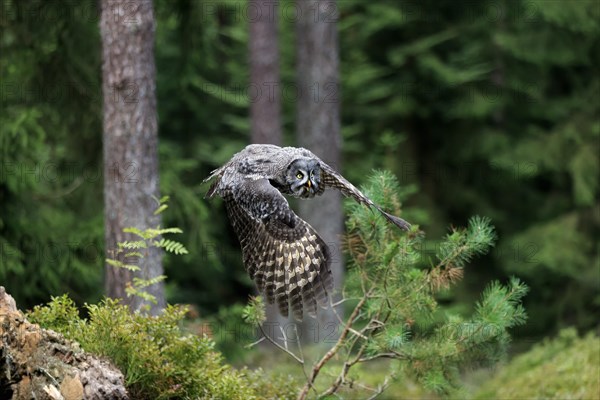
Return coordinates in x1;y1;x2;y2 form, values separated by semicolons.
100;0;164;314
248;0;288;337
249;0;282;145
296;0;344;344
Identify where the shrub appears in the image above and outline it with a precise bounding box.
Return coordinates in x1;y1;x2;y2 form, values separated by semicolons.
28;296;295;399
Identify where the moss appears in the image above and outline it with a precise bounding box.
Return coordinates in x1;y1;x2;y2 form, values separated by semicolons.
474;328;600;399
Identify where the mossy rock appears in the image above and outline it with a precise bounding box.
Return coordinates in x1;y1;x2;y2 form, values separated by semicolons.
25;293;297;399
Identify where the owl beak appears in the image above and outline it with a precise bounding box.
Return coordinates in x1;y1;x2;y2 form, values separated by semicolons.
306;180;312;189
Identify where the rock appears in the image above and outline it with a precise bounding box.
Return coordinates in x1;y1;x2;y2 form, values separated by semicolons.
60;373;84;400
43;384;64;399
0;286;129;400
0;287;17;312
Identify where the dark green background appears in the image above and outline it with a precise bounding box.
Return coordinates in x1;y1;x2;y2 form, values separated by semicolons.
1;0;598;342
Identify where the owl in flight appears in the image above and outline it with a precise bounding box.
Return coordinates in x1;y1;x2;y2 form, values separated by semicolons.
203;145;410;320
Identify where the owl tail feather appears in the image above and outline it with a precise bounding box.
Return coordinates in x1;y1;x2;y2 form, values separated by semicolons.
377;207;411;231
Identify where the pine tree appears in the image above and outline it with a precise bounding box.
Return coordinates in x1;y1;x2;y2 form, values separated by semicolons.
336;0;599;336
0;0;104;307
244;172;528;398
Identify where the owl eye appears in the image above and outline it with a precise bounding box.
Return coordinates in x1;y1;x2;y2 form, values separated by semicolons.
296;172;304;179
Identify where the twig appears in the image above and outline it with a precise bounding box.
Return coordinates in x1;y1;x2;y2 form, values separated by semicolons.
321;339;368;397
321;289;407;398
358;352;406;362
293;324;305;365
245;336;266;348
330;297;361;307
297;295;367;400
279;325;290;352
320;360;352;397
258;324;304;364
293;324;318;398
329;297;368;340
366;375;392;400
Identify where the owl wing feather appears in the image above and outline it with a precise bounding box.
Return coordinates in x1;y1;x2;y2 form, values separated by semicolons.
224;178;333;320
319;162;411;231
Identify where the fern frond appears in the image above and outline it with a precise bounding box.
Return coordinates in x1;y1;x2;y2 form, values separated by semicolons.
119;240;148;250
106;258;140;271
105;258;124;268
143;227;184;239
123;227;147;239
159;195;170;204
154;238;188;255
154;204;168;215
125;286;157;304
156;227;184;235
132;275;167;288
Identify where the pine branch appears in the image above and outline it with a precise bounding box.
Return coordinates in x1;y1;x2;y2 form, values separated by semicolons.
253;173;527;399
297;295;368;400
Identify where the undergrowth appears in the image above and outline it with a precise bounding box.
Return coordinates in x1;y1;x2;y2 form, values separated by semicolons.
27;295;297;399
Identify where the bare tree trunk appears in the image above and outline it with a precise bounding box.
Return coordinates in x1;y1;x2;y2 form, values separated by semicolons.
296;0;343;345
249;0;282;145
100;0;164;314
248;0;287;337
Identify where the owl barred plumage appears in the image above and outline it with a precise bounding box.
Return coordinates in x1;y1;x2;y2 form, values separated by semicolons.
203;144;410;320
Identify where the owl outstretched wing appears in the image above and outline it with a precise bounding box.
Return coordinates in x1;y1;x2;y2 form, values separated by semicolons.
224;178;333;320
319;162;411;231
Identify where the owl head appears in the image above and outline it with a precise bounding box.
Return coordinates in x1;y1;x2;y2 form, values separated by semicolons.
286;158;321;198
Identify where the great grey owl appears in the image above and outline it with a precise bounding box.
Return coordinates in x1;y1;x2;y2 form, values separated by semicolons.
203;144;410;320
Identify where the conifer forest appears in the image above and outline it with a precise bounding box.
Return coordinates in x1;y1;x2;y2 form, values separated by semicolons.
1;1;598;399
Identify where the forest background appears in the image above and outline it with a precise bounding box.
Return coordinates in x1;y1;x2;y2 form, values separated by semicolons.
1;0;598;398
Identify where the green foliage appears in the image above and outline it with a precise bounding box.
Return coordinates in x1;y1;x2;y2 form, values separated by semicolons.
153;0;264;310
244;368;300;400
1;0;104;308
1;0;597;350
155;238;189;256
341;173;528;395
201;302;252;362
25;294;82;339
242;295;267;327
1;1;592;397
437;216;497;268
473;328;600;399
27;295;295;400
106;197;188;305
335;0;600;337
260;173;527;398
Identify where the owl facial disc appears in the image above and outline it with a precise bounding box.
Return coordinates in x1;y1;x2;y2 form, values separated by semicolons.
287;158;321;197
